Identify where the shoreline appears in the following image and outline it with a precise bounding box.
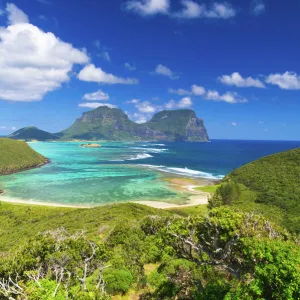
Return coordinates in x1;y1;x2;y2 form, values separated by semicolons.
0;181;212;210
0;158;49;177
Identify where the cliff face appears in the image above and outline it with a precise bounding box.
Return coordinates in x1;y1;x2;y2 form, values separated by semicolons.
59;106;209;142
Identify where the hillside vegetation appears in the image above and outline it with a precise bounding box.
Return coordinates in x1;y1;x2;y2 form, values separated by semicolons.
0;138;47;175
0;202;299;299
210;147;300;232
8;126;59;141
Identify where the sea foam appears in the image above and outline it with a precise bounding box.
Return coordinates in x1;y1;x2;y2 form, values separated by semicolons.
141;165;224;179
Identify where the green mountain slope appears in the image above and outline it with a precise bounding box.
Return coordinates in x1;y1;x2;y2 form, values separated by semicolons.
8;126;59;141
210;147;300;232
59;106;209;141
0;138;47;175
146;109;209;141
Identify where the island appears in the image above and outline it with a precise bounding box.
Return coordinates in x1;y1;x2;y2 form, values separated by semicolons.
81;143;101;148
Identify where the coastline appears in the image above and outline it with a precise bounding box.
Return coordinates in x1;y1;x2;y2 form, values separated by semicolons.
0;179;213;210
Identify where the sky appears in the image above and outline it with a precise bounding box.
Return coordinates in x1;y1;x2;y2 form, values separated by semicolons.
0;0;299;140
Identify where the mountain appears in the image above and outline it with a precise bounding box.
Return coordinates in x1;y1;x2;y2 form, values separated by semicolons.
146;109;209;141
59;106;209;142
0;138;47;176
210;147;300;232
8;126;59;141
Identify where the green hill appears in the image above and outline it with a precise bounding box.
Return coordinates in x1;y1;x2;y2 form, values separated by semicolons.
8;126;59;141
146;109;209;141
59;106;209;141
0;138;47;175
210;148;300;232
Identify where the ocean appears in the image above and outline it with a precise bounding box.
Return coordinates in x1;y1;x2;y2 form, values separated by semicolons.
0;139;299;205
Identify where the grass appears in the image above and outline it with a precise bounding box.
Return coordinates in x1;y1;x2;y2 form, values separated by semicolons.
0;138;47;175
195;184;220;194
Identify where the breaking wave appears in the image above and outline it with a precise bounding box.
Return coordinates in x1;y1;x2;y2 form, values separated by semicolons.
141;165;224;179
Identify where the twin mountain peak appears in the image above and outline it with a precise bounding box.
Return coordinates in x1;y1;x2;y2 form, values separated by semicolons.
8;106;209;142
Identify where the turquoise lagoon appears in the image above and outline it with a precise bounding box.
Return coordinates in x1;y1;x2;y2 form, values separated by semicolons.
0;140;299;206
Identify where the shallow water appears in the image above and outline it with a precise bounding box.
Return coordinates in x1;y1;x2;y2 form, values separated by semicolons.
0;140;299;205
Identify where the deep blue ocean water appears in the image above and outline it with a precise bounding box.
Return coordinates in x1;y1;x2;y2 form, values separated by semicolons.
0;139;299;205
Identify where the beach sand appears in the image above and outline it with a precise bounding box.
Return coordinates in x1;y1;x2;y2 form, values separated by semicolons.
0;177;214;210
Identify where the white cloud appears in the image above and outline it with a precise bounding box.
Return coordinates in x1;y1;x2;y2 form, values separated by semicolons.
168;88;191;95
191;84;206;95
0;4;89;102
155;64;177;79
82;90;109;101
265;72;300;90
133;112;148;124
126;98;140;104
258;121;264;124
174;0;202;19
173;1;237;19
251;0;265;15
178;97;193;108
6;3;29;24
219;72;265;88
231;122;237;126
136;100;156;113
78;64;138;84
125;0;236;19
206;90;247;104
125;62;136;71
125;0;170;16
78;103;116;109
169;85;205;96
165;97;193;109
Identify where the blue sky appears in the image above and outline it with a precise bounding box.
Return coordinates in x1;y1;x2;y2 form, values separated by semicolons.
0;0;299;140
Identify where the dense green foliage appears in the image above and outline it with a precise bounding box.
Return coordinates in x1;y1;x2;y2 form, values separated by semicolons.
59;106;208;141
8;126;59;141
210;148;300;232
0;138;47;176
0;204;299;299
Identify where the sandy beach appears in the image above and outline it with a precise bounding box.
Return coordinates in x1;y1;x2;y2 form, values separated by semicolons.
0;177;214;210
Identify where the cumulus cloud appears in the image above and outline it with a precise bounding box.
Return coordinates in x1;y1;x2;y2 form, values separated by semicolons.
206;90;247;104
219;72;265;88
78;64;138;84
125;0;170;16
6;3;29;24
78;103;116;109
82;90;109;101
251;0;265;15
265;72;300;90
135;100;156;113
165;97;193;109
155;64;177;79
191;84;206;95
124;62;136;71
174;1;236;19
231;122;237;126
0;3;89;102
